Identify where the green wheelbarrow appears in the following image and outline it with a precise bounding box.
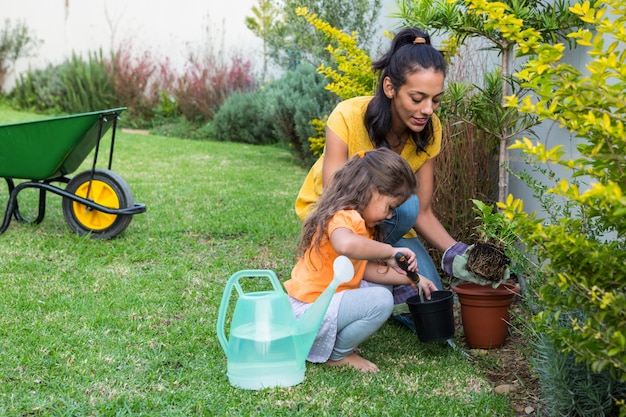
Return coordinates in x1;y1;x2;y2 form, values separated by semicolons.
0;108;146;239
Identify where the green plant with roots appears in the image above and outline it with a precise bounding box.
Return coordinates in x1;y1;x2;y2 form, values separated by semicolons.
469;199;536;282
467;0;626;407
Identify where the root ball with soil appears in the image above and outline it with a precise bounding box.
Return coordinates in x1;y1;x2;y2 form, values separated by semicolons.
466;240;510;283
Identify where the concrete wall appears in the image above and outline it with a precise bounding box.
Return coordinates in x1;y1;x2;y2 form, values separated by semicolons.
1;0;265;90
508;45;590;217
2;0;407;91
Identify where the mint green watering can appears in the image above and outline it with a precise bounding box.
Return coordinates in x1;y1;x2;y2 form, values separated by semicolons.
216;256;354;390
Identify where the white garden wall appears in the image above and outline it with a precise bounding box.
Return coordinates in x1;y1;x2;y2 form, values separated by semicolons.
1;0;264;90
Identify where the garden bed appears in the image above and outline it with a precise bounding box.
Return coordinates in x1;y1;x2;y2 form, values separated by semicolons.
456;299;543;415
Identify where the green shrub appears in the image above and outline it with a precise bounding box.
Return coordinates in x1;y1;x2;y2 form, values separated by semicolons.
11;50;116;114
10;64;64;112
471;0;626;398
212;89;276;145
263;63;338;166
532;332;626;416
192;120;215;140
150;116;196;139
212;69;337;152
57;51;116;113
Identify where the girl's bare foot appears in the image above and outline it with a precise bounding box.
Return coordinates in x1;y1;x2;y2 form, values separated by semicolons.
326;352;379;373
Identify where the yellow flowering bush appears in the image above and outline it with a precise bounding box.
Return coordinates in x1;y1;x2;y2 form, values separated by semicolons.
295;7;376;156
470;0;626;389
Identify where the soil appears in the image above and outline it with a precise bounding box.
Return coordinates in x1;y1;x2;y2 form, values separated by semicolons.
454;295;544;416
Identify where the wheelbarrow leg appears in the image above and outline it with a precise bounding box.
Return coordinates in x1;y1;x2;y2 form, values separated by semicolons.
12;186;47;224
0;179;49;234
1;178;18;234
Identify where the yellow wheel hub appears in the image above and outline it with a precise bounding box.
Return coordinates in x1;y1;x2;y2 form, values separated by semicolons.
72;179;120;230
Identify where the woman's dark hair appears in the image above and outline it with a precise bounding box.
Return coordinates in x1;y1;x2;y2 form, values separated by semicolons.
365;28;447;153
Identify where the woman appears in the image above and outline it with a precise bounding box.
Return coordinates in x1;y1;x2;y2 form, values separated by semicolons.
295;28;470;330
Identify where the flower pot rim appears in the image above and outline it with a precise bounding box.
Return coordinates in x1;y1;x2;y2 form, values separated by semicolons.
452;282;520;296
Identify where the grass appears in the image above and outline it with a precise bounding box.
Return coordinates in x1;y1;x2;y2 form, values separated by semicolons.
0;107;513;415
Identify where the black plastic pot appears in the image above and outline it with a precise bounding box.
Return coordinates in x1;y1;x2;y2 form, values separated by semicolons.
407;290;455;343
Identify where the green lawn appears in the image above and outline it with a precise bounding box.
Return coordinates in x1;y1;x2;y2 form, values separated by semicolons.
0;107;512;416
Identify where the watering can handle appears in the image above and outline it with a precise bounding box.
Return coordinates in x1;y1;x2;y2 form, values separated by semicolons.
216;269;284;353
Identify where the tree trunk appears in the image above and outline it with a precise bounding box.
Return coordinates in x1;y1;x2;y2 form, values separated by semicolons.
498;46;511;204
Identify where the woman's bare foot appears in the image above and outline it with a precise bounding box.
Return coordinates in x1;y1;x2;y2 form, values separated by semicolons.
326;352;379;373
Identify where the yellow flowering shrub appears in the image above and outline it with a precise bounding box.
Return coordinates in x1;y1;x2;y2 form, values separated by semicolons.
295;7;376;156
470;0;626;389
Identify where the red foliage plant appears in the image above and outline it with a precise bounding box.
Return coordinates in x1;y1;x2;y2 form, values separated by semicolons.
107;42;161;122
171;53;256;123
106;40;257;126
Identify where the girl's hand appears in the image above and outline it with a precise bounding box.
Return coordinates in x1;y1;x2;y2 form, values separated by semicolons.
416;276;438;300
387;248;417;276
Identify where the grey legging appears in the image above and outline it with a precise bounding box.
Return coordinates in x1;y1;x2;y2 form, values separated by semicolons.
329;285;393;361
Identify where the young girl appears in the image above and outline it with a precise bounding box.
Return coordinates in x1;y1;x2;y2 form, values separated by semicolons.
284;148;437;373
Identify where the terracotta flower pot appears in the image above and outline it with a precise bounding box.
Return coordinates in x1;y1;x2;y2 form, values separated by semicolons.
452;282;520;349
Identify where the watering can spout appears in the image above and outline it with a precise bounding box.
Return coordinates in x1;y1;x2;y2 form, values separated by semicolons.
293;256;354;358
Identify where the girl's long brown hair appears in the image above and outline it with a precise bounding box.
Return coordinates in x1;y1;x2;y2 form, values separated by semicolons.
297;148;416;258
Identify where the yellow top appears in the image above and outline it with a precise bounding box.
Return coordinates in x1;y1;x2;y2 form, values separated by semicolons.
284;210;371;303
295;96;442;220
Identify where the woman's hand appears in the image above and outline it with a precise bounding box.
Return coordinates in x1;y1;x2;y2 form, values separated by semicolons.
441;241;470;275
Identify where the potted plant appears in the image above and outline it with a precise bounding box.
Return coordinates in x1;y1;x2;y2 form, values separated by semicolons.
451;199;531;349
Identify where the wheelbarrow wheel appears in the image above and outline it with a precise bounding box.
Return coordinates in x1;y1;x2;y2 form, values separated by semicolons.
62;169;135;239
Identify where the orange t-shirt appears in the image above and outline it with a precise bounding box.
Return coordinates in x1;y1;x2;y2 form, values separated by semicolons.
284;210;372;303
